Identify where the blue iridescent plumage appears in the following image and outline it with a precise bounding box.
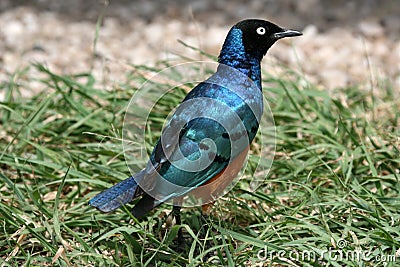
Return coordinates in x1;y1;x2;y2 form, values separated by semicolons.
89;19;302;218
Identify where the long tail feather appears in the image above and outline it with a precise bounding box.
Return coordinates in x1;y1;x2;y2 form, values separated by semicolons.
89;171;144;212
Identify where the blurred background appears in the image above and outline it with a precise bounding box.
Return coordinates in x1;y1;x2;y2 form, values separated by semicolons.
1;0;399;92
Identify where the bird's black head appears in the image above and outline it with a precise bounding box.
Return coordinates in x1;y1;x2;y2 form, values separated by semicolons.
218;19;302;86
235;19;302;57
219;19;302;65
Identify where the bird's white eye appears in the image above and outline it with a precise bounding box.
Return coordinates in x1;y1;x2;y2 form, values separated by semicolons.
256;27;266;35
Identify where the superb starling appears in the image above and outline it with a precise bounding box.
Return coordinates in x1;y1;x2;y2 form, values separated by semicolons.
89;19;301;223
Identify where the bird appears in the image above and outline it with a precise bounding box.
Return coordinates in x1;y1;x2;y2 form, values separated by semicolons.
89;19;301;237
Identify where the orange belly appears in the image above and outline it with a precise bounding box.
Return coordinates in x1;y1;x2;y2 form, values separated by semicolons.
187;146;250;209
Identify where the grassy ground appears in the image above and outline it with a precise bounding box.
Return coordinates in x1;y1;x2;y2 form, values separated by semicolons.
0;56;399;266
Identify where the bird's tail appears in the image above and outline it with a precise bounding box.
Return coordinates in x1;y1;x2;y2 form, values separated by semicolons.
88;170;145;212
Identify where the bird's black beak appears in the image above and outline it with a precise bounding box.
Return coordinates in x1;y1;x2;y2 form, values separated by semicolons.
272;29;302;40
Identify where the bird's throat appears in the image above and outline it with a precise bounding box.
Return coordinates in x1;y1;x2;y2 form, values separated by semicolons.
218;55;262;90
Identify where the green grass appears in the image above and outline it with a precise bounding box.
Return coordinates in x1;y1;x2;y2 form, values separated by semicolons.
0;56;399;266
